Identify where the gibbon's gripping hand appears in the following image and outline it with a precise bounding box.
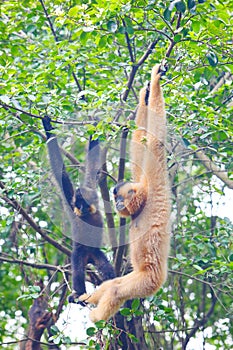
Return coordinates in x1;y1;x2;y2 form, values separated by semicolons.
42;115;54;132
68;291;88;307
158;62;168;77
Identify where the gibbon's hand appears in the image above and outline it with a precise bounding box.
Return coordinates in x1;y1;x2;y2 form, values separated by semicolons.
42;115;54;132
158;62;168;76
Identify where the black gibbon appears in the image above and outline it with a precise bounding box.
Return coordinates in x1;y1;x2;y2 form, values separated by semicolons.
42;116;115;302
78;64;171;322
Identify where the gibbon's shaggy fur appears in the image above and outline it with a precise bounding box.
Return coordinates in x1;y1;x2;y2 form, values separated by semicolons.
79;64;171;322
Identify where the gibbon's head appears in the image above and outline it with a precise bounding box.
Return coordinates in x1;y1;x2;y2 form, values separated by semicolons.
113;181;146;218
74;187;98;217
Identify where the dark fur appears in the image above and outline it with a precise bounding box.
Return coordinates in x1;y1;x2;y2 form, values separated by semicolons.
42;116;115;303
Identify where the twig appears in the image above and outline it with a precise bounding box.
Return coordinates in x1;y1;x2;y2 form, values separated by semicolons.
195;149;233;189
121;39;160;103
0;255;70;272
0;102;98;125
38;0;83;93
122;18;135;63
0;181;71;256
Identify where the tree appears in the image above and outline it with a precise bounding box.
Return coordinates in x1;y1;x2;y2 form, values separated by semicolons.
0;0;232;349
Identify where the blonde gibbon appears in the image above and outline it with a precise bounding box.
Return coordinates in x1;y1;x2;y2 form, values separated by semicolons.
79;64;171;322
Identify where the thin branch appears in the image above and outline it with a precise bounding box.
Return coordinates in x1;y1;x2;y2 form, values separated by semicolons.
39;0;83;93
122;18;135;63
0;255;70;272
0;181;71;256
183;291;217;349
195;149;233;189
39;0;58;41
0;102;99;125
121;39;160;103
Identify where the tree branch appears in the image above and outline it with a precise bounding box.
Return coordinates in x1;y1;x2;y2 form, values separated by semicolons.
0;255;70;272
195;149;233;189
39;0;83;93
0;181;71;256
183;291;217;349
122;18;135;63
0;102;99;125
121;39;160;103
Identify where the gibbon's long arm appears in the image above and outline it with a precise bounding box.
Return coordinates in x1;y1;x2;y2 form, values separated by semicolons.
130;84;149;183
79;64;171;322
42;116;74;207
84;136;101;189
42;116;115;300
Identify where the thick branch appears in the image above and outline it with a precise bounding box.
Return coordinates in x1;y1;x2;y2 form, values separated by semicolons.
99;147;118;253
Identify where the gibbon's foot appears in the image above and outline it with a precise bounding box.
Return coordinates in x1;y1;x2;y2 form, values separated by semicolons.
78;292;96;305
68;292;88;307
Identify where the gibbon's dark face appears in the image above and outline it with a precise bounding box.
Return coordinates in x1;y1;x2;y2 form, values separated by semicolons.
74;187;98;217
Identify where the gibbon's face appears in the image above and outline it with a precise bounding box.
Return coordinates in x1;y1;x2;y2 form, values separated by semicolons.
74;187;97;217
113;182;146;217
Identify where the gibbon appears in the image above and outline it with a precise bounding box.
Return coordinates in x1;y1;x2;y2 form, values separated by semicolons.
78;64;171;322
42;116;115;302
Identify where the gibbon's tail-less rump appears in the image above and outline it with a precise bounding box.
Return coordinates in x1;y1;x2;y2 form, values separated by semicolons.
79;64;171;322
42;117;115;302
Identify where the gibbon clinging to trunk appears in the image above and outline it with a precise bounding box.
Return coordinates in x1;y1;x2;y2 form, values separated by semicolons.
79;64;171;322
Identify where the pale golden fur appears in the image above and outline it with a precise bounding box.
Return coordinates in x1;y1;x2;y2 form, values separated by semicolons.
79;64;171;322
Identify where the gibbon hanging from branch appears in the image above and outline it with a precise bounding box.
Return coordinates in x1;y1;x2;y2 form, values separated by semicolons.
79;64;171;322
42;117;115;302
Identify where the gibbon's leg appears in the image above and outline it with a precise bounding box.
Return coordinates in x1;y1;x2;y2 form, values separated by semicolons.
147;64;166;143
90;248;115;281
68;244;87;302
130;86;148;182
79;269;161;322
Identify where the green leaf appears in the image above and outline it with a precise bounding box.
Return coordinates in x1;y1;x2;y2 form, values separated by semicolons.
188;0;196;9
164;8;171;21
80;31;89;45
169;0;187;13
86;327;96;336
128;334;139;343
98;36;107;48
132;298;140;311
120;308;131;316
192;21;200;32
0;95;10;104
107;20;117;33
206;52;218;66
50;325;59;335
126;26;134;34
68;5;79;17
95;320;106;329
174;34;182;42
193;264;203;271
176;1;186;13
229;254;233;262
